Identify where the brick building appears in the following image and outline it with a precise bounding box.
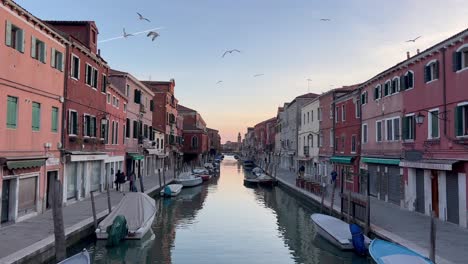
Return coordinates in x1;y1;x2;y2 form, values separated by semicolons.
177;105;209;164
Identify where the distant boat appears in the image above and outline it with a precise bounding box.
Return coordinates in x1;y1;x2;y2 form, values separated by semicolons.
176;172;203;187
369;239;433;264
257;173;277;187
243;160;254;170
96;192;156;240
252;167;263;176
58;249;90;264
310;213;370;251
243;177;259;186
193;168;212;181
160;184;183;197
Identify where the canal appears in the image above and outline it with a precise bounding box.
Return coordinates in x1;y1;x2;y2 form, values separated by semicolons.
67;156;370;264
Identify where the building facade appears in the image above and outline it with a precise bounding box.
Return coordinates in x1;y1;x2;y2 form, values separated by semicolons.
207;128;221;157
1;2;68;223
178;105;209;164
298;98;320;180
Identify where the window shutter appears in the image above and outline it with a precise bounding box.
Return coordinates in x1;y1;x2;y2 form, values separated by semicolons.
402;117;408;140
424;65;429;82
31;36;37;58
453;51;462;72
5;21;12;46
434;61;439;79
60;52;65;72
400;75;407;90
150;100;154;111
51;48;56;68
32;102;40;130
409;72;414;88
455;106;463;136
17;29;25;53
51;107;58;132
134;89;138;103
41;43;47;63
7;96;17;128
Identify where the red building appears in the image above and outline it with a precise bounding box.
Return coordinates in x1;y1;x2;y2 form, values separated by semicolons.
253;117;276;163
331;86;362;192
207;128;221;156
45;20;110;203
0;2;68;223
177;105;209;164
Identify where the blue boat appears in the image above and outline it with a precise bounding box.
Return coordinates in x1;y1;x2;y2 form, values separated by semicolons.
369;239;434;264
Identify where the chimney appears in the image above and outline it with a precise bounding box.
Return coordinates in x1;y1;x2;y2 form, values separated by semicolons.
406;51;410;59
98;49;101;56
417;49;420;54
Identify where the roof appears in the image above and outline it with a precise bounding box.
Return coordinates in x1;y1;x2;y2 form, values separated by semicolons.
296;92;320;99
206;128;219;133
177;104;196;113
109;69;155;96
44;20;98;33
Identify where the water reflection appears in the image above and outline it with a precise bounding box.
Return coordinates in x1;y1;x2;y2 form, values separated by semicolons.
67;156;369;264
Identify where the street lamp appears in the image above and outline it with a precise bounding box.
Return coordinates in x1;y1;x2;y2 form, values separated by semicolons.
415;112;425;126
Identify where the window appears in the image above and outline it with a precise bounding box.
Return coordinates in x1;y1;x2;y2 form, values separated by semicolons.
149;126;154;141
69;110;78;135
362;124;368;143
344;167;353;183
374;84;382;100
126;118;130;138
133;120;138;139
83;115;96;137
424;60;439;83
107;93;111;104
86;64;93;86
428;109;439;139
311;110;314;122
6;96;18;129
115;122;119;144
125;85;130;96
101;119;108;143
376;120;383;142
32;102;41;131
123;125;126;144
51;49;64;71
5;21;25;53
192;136;199;148
341;105;346;121
351;135;356;153
391;77;399;94
384;80;391;96
134;89;141;104
341;136;345;152
116;98;119;108
401;71;414;90
71;55;80;79
393;118;400;140
335;106;339;123
355;99;361;118
150;100;154;112
318;108;322;121
144;124;148;138
319;132;323;147
330;130;334;148
101;74;107;93
31;37;46;63
113;96;117;106
92;68;98;88
403;114;415;140
385;117;400;141
111;121;115;145
91;30;97;43
51;107;59;132
361;91;368;105
454;45;468;72
303;113;306;125
386;119;393;141
455;103;468;137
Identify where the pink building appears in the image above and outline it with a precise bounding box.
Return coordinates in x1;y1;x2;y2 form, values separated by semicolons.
0;2;68;223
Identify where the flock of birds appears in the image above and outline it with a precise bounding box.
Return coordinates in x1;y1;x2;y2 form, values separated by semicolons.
118;15;423;86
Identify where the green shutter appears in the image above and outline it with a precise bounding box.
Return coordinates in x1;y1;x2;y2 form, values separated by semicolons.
31;36;36;58
18;28;25;53
5;21;12;46
60;52;65;72
455;106;463;136
434;61;440;79
6;96;18;128
32;102;40;131
51;107;58;132
402;116;408;140
51;48;56;68
431;111;439;138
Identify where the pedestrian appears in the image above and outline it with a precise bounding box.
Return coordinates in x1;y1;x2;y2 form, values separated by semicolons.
330;170;337;184
298;165;305;179
114;170;121;191
128;171;137;192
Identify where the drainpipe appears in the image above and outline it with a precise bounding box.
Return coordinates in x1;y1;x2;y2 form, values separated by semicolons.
60;42;71;180
442;48;448;136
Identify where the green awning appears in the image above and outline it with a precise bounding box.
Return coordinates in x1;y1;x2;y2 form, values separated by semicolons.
362;157;400;165
129;154;145;160
6;159;46;169
330;156;354;164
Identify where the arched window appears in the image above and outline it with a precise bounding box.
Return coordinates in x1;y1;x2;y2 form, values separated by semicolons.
374;84;382;100
391;77;400;93
156;138;159;149
454;44;468;72
424;59;439;83
191;136;199;148
401;71;414;90
384;80;391;96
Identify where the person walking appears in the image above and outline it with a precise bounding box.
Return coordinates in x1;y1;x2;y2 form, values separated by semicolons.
298;165;305;179
114;170;121;191
128;171;137;192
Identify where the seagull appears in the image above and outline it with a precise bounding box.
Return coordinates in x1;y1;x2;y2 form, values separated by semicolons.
222;49;241;58
320;18;331;21
253;74;264;77
216;80;223;84
137;12;151;22
123;28;133;38
406;36;421;43
147;31;160;41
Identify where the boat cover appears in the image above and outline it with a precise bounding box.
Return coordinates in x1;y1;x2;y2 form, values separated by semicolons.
311;214;351;245
369;239;433;264
193;168;209;174
178;172;194;179
58;249;90;264
98;193;156;232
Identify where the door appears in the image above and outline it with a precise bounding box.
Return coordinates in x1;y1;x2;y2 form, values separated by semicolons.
415;169;425;214
379;166;388;201
388;166;401;205
446;172;459;224
1;180;10;223
431;170;439;217
46;171;57;209
368;165;378;197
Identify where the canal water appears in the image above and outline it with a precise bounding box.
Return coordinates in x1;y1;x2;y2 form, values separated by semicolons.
67;156;370;264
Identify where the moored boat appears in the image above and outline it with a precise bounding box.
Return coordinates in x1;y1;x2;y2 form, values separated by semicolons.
310;213;370;251
257;173;277;187
243;160;254;170
369;239;433;264
176;172;203;187
193;168;212;181
58;249;90;264
96;192;157;240
160;184;183;197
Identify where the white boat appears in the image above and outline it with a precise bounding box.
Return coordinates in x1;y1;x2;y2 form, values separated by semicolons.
160;184;183;197
310;213;370;250
176;172;203;187
58;249;90;264
96;192;157;240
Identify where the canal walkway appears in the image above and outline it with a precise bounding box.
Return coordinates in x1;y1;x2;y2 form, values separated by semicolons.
0;171;175;264
274;167;468;264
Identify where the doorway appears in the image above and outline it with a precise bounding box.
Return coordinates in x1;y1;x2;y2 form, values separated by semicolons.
1;180;11;223
431;170;439;217
46;171;57;209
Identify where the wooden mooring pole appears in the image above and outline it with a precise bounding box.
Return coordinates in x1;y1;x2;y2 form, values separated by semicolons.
430;210;436;262
106;184;112;213
329;181;336;216
158;169;162;188
52;178;66;262
320;183;326;213
90;191;98;229
347;190;352;223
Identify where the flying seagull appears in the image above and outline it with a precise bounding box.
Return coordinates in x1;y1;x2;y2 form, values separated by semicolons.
137;12;151;22
406;36;421;43
123;28;133;38
320;18;331;21
222;49;241;58
216;80;223;84
253;74;264;77
147;31;160;41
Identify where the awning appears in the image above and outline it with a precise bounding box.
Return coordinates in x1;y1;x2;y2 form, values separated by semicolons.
399;159;458;171
330;156;354;164
5;158;47;169
362;157;400;165
145;148;159;155
128;154;145;160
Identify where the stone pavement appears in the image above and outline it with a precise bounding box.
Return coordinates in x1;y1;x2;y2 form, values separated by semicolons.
274;167;468;264
0;172;175;264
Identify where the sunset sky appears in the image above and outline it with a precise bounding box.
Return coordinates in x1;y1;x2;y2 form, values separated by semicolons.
18;0;468;143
